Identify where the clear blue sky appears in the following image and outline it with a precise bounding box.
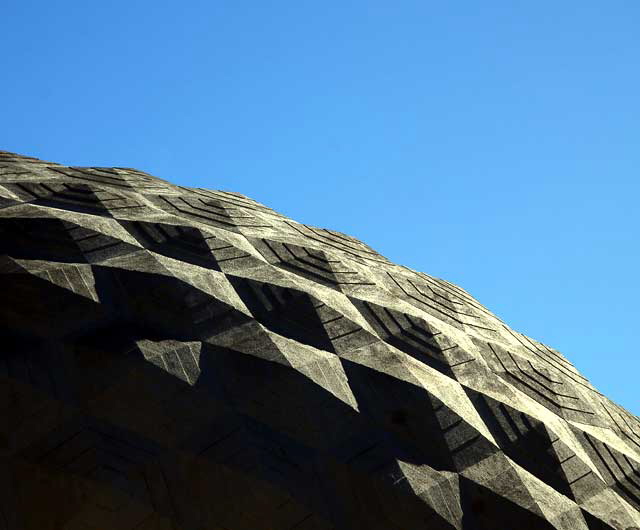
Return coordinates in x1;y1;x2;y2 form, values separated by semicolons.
3;2;639;414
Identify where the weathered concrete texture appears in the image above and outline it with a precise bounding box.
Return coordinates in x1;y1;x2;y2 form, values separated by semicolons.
0;149;639;530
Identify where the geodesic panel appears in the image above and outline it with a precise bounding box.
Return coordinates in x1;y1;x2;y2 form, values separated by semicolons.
1;150;639;530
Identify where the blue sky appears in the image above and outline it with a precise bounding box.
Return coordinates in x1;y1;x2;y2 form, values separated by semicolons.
3;2;639;414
